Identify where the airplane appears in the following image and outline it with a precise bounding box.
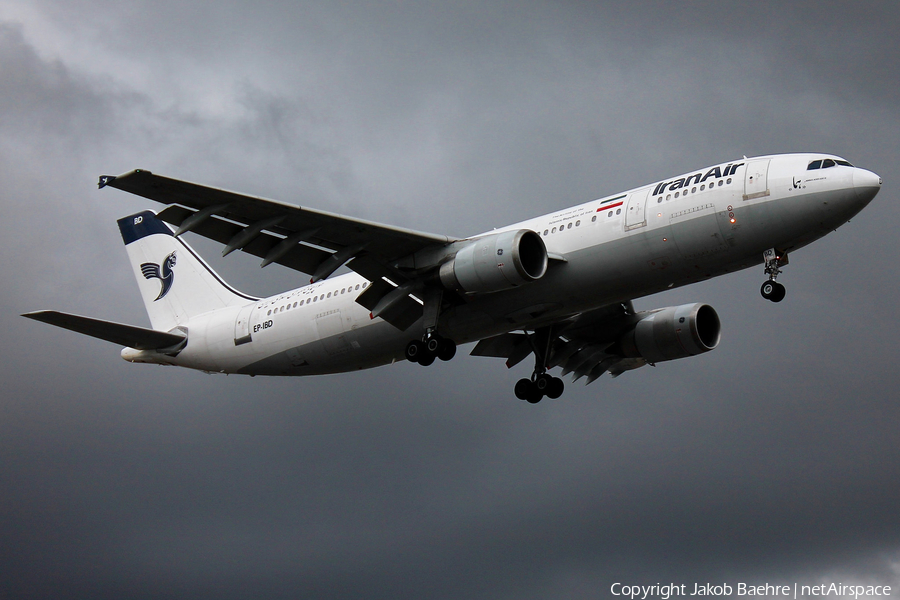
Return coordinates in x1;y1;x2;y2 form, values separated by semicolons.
23;153;881;403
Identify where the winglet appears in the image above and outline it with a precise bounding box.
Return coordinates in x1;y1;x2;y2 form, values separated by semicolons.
99;169;152;189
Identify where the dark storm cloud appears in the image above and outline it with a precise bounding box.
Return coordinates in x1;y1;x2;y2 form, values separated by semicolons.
2;2;899;598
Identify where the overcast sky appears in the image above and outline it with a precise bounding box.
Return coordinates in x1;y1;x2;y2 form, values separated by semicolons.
2;1;899;598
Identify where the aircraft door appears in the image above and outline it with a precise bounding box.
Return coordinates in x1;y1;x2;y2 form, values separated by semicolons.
233;303;255;346
624;188;650;230
743;159;771;200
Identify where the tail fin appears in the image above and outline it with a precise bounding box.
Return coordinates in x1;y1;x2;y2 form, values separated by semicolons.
118;211;257;331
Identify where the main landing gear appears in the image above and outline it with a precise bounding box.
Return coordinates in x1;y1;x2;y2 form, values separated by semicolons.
515;372;564;404
405;289;457;366
405;333;456;366
514;326;565;403
760;248;788;303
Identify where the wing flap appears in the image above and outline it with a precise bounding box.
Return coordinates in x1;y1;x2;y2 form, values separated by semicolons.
157;204;331;275
372;295;422;331
469;301;651;383
23;310;186;350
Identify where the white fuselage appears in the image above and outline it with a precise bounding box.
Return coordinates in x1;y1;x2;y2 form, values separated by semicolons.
123;153;881;376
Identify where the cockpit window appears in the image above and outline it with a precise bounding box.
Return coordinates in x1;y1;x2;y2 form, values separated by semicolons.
808;158;854;170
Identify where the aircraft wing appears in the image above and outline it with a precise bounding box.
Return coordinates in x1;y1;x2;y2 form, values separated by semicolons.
100;170;456;283
470;301;649;385
22;310;186;351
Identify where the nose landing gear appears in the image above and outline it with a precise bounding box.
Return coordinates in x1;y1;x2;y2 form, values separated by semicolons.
760;248;788;303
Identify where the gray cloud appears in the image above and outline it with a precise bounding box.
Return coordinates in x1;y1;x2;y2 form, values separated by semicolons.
2;2;899;598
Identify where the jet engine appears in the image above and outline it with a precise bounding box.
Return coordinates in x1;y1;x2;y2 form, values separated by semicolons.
439;229;548;294
618;303;721;364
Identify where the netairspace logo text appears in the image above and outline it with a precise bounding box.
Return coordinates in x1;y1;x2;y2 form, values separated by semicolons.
610;582;892;600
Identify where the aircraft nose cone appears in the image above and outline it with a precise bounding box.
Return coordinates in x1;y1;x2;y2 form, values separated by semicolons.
853;168;882;203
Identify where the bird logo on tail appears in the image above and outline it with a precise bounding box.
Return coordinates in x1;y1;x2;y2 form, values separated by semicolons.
140;251;177;301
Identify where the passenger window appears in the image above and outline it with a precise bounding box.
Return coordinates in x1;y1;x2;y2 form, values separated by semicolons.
718;180;723;186
313;297;317;303
675;192;680;198
267;310;271;315
616;208;621;215
726;178;732;184
666;194;671;200
543;229;548;235
691;187;697;193
552;227;557;233
575;220;580;226
362;282;367;288
591;216;597;222
822;159;836;168
700;185;705;191
807;160;822;170
567;223;572;229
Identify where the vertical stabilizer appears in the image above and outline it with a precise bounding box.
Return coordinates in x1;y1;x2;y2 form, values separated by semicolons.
118;211;256;331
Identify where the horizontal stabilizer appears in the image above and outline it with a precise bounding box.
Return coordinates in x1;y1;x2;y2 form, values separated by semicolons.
22;310;186;350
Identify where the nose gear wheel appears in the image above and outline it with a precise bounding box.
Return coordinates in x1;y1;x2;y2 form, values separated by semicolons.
760;248;788;303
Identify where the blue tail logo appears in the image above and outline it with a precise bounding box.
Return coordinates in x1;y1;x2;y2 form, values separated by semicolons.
140;251;177;301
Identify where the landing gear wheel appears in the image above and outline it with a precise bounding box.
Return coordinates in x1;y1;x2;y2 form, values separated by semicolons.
418;352;435;366
405;340;426;363
437;338;457;361
534;373;554;394
760;281;786;303
514;378;543;403
515;378;533;400
546;377;565;399
771;282;786;303
425;336;442;354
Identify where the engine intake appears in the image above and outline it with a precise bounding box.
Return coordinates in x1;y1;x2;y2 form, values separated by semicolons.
439;229;548;293
619;303;721;364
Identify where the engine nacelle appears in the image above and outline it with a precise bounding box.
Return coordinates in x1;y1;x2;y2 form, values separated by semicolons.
439;229;548;293
619;303;721;364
